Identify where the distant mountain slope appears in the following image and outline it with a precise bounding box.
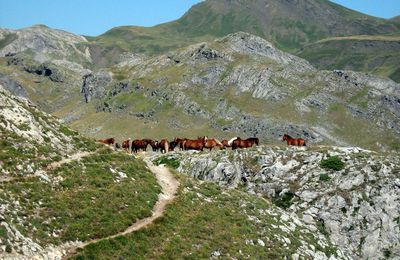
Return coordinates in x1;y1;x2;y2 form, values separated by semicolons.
52;32;400;151
90;0;400;58
297;35;400;82
0;25;92;68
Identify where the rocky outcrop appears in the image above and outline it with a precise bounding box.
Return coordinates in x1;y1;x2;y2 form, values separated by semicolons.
0;25;90;65
81;71;112;103
0;73;27;98
170;146;400;259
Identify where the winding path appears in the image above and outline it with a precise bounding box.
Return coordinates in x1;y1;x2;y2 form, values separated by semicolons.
60;154;179;259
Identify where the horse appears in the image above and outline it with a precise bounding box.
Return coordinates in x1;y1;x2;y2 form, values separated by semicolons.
204;138;223;151
114;142;121;149
174;138;188;151
158;139;170;154
221;140;230;149
183;136;207;151
97;137;115;145
131;139;150;153
232;137;259;150
169;140;178;151
149;140;159;152
122;139;131;152
282;134;306;146
227;137;239;147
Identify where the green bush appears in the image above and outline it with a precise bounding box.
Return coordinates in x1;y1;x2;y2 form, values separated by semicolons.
319;173;331;181
272;191;295;209
154;157;180;169
320;156;345;171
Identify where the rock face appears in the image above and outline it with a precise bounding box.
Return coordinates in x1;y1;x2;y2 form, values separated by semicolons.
81;71;112;103
0;25;90;64
170;146;400;259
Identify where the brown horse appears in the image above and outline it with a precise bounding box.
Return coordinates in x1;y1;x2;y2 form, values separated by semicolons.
97;137;115;145
221;140;230;149
158;139;170;153
232;137;259;150
149;140;159;152
183;136;207;151
174;137;188;151
204;138;223;151
131;139;150;153
122;139;130;152
282;134;306;146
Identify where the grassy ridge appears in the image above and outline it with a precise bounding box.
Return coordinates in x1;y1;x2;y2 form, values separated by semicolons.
0;146;160;247
298;36;400;82
73;174;338;259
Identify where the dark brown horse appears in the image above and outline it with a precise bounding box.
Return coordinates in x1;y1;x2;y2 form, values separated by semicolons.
158;139;170;154
174;138;188;151
204;138;223;151
97;137;115;145
122;139;130;152
131;139;150;153
183;136;207;151
232;137;259;150
149;140;159;152
282;134;306;146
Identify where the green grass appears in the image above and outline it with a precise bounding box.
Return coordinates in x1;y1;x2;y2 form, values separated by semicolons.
319;173;331;182
73;175;338;259
154;156;180;169
0;151;160;245
320;156;345;171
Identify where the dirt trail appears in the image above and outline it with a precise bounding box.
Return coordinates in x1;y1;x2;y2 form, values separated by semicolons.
0;151;94;183
46;151;94;170
61;154;179;259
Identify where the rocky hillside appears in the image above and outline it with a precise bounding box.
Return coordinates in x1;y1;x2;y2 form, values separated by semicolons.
0;84;160;258
0;25;92;70
1;32;400;151
77;32;400;151
160;145;400;259
298;35;400;83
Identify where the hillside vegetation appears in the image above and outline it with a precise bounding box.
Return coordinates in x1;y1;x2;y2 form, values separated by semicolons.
298;35;400;82
0;85;160;258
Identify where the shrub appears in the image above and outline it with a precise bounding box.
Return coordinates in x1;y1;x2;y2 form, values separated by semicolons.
320;156;345;171
319;173;331;181
154;156;180;169
272;191;295;209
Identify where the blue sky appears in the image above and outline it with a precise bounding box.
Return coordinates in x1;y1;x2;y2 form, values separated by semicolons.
0;0;399;36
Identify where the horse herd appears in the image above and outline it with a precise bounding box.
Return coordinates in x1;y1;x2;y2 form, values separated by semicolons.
97;134;306;153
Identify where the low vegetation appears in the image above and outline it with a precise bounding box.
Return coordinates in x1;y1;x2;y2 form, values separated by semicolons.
320;156;345;171
73;175;338;259
153;156;180;169
0;149;160;246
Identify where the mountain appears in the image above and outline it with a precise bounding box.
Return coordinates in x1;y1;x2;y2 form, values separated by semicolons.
0;25;92;70
297;35;400;82
90;0;400;58
0;83;350;259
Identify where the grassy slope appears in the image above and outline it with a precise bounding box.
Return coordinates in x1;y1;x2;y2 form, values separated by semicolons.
298;35;400;82
73;173;339;259
88;0;400;59
0;97;161;251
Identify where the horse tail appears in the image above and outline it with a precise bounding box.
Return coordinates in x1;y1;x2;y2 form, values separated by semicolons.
255;138;259;145
164;141;169;153
228;137;238;146
303;141;306;146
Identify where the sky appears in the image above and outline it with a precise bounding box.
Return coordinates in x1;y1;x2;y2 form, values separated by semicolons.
0;0;399;36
